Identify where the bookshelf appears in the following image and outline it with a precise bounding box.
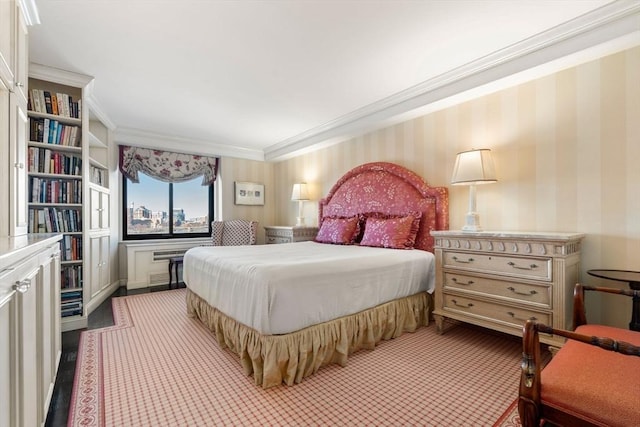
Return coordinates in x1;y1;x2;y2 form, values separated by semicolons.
27;75;87;328
27;65;116;331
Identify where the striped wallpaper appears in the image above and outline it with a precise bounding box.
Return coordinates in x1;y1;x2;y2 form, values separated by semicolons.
226;46;640;327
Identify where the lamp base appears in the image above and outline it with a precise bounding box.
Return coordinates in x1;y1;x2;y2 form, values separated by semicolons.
295;217;306;227
461;212;483;232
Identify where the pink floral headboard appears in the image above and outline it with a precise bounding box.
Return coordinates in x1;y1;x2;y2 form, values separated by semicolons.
318;162;449;252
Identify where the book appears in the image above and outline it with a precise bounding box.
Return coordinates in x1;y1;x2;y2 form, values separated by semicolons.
42;118;50;144
31;89;42;112
56;93;66;117
38;90;46;114
43;91;53;114
51;93;59;115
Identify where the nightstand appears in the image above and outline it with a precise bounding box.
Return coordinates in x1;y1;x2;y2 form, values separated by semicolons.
431;230;585;348
264;226;318;244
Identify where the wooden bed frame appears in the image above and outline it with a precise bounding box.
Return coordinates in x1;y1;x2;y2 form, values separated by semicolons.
186;162;449;388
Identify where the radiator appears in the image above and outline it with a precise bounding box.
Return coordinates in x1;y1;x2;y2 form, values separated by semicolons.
152;249;186;261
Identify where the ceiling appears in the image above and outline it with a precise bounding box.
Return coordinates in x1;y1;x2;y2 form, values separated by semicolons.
27;0;637;161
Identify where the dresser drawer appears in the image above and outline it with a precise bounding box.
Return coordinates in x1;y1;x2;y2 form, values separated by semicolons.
266;236;291;244
443;272;551;308
443;251;551;281
442;293;551;328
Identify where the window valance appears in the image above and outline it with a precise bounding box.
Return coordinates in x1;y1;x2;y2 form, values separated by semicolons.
119;145;219;185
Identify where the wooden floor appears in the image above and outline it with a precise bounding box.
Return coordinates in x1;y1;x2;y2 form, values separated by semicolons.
45;284;178;427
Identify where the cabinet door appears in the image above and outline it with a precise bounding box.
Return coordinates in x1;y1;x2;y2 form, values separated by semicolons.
0;279;18;427
0;0;16;88
90;188;110;231
13;3;28;104
100;191;110;229
36;246;61;423
89;187;101;231
9;91;28;235
89;235;110;298
17;265;40;427
100;235;110;290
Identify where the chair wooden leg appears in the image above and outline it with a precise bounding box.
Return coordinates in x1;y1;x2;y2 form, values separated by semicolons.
168;259;174;289
519;320;543;427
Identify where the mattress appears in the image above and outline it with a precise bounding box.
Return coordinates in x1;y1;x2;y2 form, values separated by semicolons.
183;241;435;335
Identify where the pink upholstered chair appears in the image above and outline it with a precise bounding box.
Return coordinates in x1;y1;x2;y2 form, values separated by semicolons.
518;284;640;427
211;220;258;246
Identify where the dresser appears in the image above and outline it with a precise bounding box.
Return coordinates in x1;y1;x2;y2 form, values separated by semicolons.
264;226;318;244
431;230;584;348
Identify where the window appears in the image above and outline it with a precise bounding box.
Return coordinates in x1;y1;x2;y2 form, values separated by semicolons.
123;173;213;239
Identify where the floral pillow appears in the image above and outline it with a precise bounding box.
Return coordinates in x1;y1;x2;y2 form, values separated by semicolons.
358;211;422;247
315;216;360;245
359;214;420;249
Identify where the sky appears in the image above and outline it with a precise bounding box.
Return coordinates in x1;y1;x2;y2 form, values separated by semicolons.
127;173;209;219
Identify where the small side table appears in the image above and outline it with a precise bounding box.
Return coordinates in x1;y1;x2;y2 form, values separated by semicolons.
588;269;640;331
168;256;184;289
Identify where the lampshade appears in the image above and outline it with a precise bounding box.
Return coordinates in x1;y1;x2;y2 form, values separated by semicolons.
291;183;310;201
451;149;497;185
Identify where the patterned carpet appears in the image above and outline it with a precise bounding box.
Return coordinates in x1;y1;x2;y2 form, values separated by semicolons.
69;289;527;426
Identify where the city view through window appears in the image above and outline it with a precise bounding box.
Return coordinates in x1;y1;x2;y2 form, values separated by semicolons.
125;173;210;235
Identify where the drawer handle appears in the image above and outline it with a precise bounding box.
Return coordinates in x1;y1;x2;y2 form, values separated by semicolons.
452;256;474;264
451;278;474;286
507;311;537;322
507;261;538;270
451;299;473;309
13;280;31;294
507;286;538;296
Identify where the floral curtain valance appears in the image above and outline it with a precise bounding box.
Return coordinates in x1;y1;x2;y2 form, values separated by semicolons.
119;145;219;185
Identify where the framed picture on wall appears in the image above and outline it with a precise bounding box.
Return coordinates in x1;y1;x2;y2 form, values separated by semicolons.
234;181;265;206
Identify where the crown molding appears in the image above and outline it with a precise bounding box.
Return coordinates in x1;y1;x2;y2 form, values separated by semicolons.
29;63;93;88
85;93;117;130
264;0;640;161
18;0;40;26
114;127;265;161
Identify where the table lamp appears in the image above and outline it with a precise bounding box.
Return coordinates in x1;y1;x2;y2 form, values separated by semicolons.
451;148;497;232
291;183;310;227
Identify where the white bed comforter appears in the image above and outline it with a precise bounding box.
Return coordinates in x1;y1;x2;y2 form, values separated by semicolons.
183;241;435;335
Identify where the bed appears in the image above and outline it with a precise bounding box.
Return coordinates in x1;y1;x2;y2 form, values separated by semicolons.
184;162;449;388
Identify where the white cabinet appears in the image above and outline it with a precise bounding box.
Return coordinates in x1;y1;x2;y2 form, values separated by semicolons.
431;230;584;348
0;234;61;427
0;0;29;238
89;235;110;300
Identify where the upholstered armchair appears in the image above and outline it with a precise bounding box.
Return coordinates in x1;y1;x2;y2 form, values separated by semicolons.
211;220;258;246
518;284;640;427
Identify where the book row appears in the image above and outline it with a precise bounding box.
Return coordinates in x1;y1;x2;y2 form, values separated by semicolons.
90;165;107;186
29;88;82;119
28;207;82;233
28;147;82;176
60;235;83;262
29;117;82;147
29;177;82;204
61;265;83;291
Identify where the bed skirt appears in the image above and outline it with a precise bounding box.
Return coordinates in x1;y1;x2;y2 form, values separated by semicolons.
186;288;433;388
